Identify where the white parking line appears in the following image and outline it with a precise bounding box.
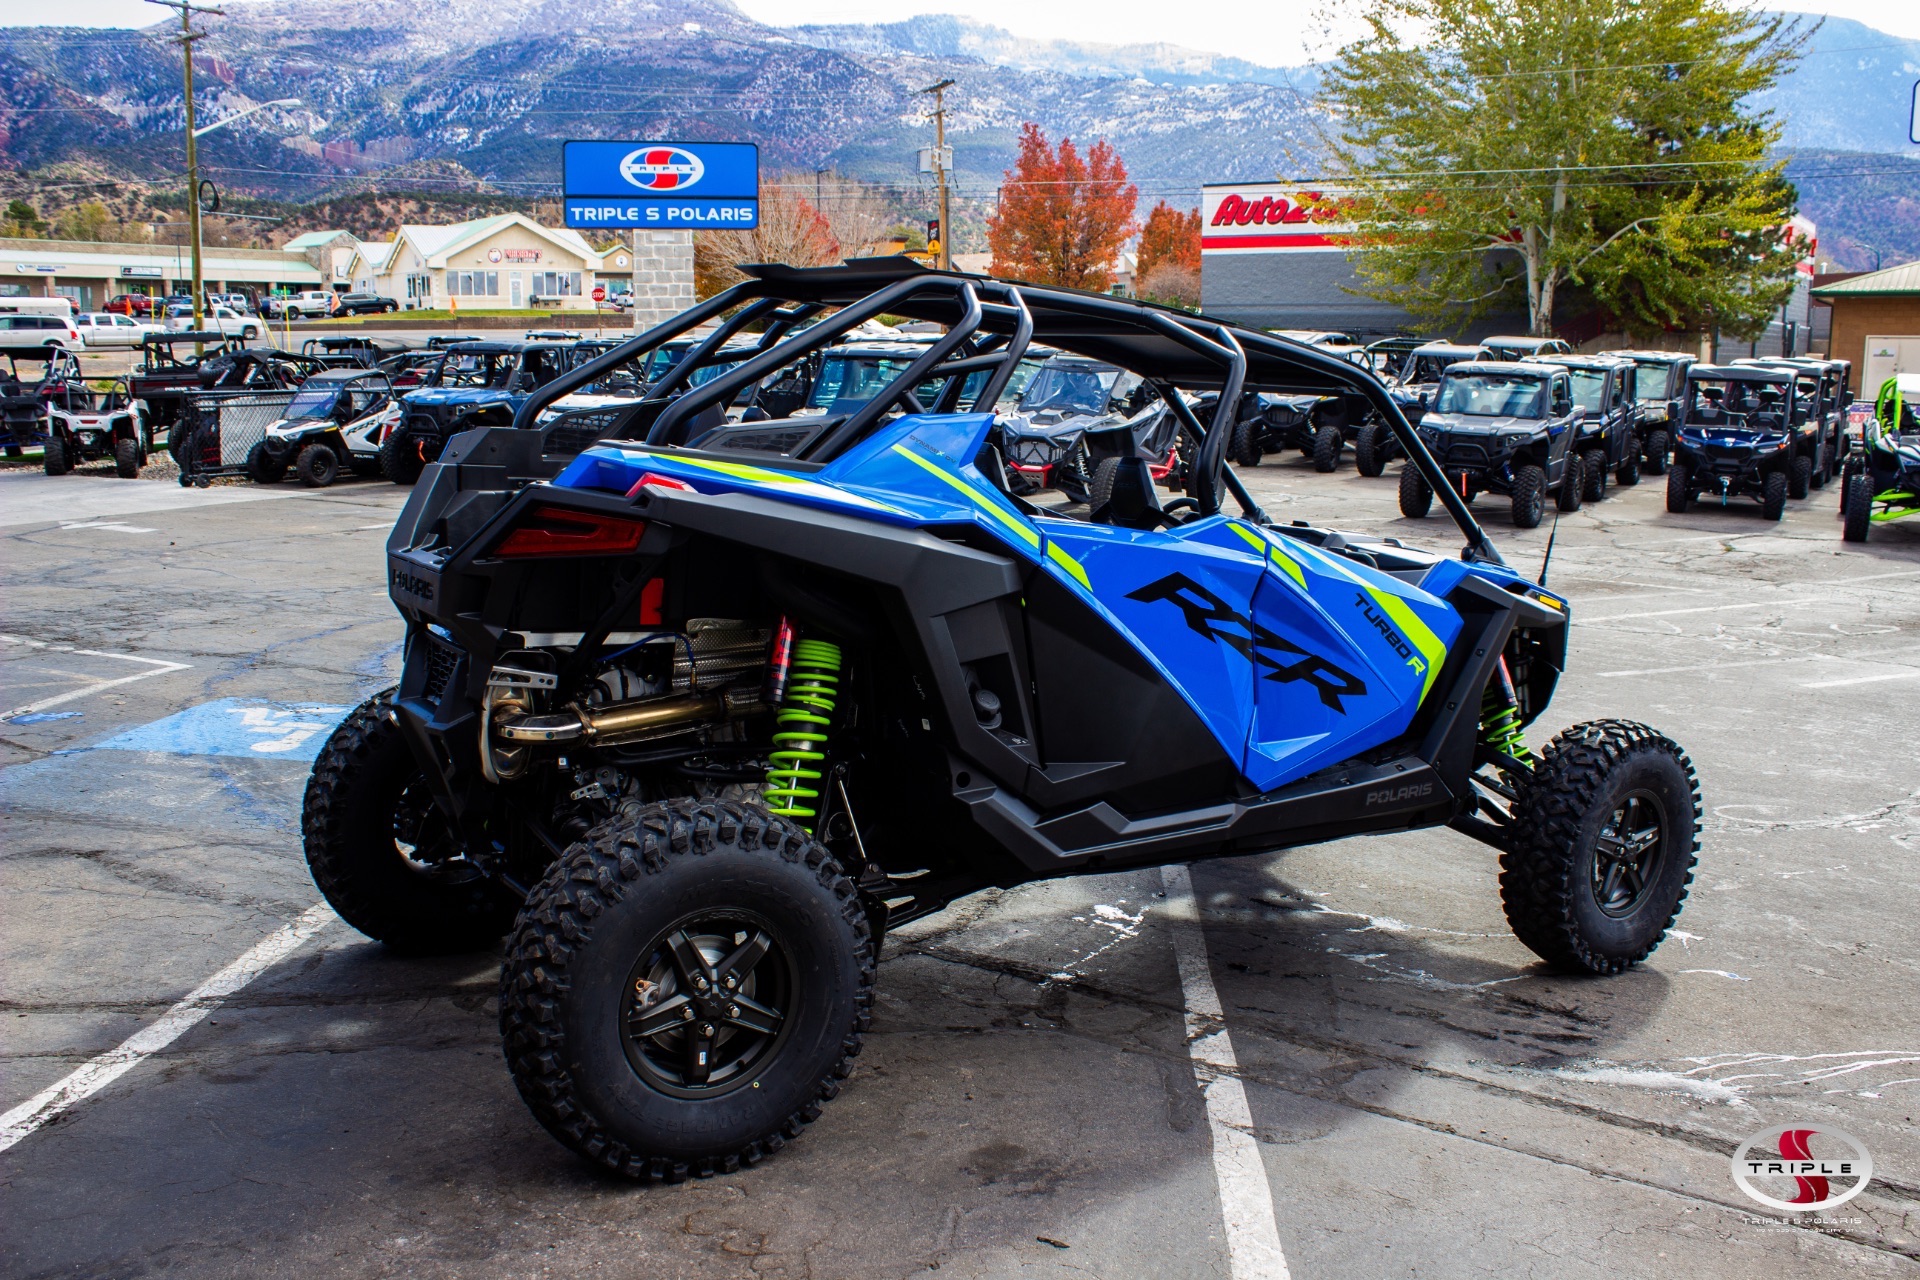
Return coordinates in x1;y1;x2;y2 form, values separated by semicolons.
1802;669;1920;689
0;903;334;1153
1586;598;1823;623
0;633;191;721
1161;864;1291;1280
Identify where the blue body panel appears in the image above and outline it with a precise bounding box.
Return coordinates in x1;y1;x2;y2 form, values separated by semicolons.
553;412;1481;793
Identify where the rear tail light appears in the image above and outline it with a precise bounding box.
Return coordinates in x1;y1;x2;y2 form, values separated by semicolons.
492;504;647;558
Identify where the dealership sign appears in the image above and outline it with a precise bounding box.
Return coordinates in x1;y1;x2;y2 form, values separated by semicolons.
562;141;759;230
1201;184;1359;253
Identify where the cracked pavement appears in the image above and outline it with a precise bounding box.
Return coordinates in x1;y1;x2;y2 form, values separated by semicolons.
0;453;1916;1278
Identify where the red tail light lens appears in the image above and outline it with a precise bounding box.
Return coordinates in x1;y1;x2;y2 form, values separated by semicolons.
492;504;647;558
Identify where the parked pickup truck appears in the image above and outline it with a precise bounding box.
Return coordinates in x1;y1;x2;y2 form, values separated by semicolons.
262;291;338;320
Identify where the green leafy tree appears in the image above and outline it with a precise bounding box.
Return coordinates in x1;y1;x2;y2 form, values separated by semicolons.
50;201;115;243
1319;0;1810;338
3;199;45;238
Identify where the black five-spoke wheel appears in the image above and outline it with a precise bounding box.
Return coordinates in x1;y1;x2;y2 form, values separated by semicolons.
624;913;794;1098
1592;791;1666;917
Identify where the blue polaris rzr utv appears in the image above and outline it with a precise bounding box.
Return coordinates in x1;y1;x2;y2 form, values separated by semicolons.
380;340;573;484
304;260;1701;1182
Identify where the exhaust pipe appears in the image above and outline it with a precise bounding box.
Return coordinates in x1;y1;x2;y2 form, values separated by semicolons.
493;686;762;748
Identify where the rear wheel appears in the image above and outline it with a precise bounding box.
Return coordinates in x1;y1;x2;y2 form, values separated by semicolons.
1643;429;1669;476
245;441;286;485
1788;454;1812;500
296;442;339;488
1556;456;1584;512
1511;464;1547;528
1581;448;1608;503
1760;470;1788;521
1501;720;1701;975
1398;464;1433;518
379;426;425;484
1842;471;1872;543
1312;424;1343;473
500;801;874;1181
1230;418;1261;468
43;437;69;476
1354;423;1387;477
303;691;515;953
113;436;140;478
1616;448;1640;487
1665;463;1690;513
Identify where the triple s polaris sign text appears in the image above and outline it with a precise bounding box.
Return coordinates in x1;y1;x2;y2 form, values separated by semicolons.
562;141;760;230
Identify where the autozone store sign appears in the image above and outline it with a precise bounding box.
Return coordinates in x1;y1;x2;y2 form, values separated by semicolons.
1202;184;1359;253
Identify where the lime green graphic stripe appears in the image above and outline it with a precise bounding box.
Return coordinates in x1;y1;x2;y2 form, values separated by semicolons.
1364;586;1448;703
1229;521;1306;588
1045;540;1091;588
890;443;1042;548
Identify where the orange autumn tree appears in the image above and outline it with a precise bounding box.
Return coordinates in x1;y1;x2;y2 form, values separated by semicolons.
987;123;1139;291
1134;201;1202;307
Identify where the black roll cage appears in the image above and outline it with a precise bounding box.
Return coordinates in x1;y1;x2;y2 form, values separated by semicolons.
512;258;1502;564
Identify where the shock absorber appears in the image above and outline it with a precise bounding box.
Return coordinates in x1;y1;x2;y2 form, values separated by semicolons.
1480;654;1534;767
765;632;841;832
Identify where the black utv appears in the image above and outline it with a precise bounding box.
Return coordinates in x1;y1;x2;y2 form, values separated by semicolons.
382;342;573;483
1354;340;1488;476
1598;349;1696;476
1525;354;1642;501
1732;356;1849;495
1228;386;1367;472
1665;365;1802;520
304;259;1699;1183
1399;361;1586;528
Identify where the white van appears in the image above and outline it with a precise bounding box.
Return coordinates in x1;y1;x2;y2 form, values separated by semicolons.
0;312;83;352
0;296;78;321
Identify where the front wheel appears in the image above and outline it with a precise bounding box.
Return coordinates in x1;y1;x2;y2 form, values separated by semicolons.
1842;471;1872;543
500;801;875;1181
302;691;516;953
243;325;261;341
1643;429;1669;476
1354;423;1387;477
1311;424;1343;473
43;436;69;476
296;442;339;487
1556;456;1584;512
1501;719;1701;974
1511;463;1546;528
245;441;286;485
1398;464;1433;518
379;426;425;484
114;436;140;479
1665;463;1690;513
1229;417;1261;468
1581;448;1608;503
1616;448;1640;487
1760;470;1788;522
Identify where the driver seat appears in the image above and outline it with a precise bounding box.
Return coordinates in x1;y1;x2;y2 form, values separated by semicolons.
1091;457;1166;531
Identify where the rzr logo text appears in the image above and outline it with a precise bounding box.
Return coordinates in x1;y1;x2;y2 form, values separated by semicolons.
1127;573;1367;713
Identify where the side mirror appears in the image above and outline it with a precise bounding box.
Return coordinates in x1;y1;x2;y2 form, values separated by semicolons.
1418;391;1431;410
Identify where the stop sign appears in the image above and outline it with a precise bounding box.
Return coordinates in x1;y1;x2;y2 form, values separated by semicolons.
592;285;607;302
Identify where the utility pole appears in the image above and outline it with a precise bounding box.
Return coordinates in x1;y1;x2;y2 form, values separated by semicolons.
920;79;954;271
149;0;224;344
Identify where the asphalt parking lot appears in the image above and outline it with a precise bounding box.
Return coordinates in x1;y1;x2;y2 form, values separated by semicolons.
1;450;1917;1279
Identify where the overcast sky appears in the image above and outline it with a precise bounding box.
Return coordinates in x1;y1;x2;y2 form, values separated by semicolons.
8;0;1918;62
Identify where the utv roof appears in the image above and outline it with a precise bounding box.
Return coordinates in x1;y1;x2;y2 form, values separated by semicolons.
300;368;392;384
1482;335;1568;349
444;341;566;354
1444;361;1556;378
1602;349;1696;364
1688;363;1796;382
1522;353;1629;371
1410;341;1488;358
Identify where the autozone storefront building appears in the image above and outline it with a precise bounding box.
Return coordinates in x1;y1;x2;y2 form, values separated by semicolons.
1199;182;1525;337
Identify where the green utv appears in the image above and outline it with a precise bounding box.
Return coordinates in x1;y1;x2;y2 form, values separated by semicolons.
1842;374;1920;542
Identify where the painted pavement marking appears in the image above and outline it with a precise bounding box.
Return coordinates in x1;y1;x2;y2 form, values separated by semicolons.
0;634;191;722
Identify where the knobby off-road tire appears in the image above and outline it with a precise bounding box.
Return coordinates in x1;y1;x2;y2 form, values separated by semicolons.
1511;464;1547;529
1556;456;1585;513
303;690;516;953
1789;454;1812;500
297;442;339;487
114;436;140;478
379;427;426;485
1582;448;1609;503
1643;429;1669;476
1312;424;1343;473
1761;470;1789;522
1616;448;1640;487
1230;418;1262;468
1665;463;1690;513
500;800;874;1182
1501;719;1701;975
1354;423;1387;477
1088;455;1122;516
1843;471;1872;543
42;437;69;476
1398;464;1433;518
245;441;286;485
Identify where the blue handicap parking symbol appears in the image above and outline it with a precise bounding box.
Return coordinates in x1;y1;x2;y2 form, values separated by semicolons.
92;699;351;763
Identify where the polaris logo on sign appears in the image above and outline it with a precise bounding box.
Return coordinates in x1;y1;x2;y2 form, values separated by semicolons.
619;147;705;191
563;140;758;230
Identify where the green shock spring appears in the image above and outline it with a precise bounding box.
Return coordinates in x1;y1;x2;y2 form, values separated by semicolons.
765;638;842;831
1480;657;1535;767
